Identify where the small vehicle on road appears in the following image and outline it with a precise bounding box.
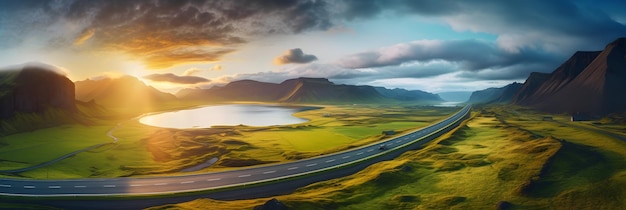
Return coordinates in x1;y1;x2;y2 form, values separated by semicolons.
378;144;387;151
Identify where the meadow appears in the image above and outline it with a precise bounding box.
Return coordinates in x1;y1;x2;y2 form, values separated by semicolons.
0;103;456;179
148;105;626;210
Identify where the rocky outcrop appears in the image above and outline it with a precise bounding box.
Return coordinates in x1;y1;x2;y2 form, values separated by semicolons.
253;198;289;210
0;64;76;119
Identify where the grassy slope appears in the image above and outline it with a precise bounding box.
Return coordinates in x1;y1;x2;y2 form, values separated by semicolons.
150;106;626;210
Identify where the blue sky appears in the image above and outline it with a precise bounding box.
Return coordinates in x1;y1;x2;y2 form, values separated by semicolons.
0;0;625;93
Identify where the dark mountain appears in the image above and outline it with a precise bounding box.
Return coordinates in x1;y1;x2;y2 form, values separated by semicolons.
374;87;443;102
75;76;176;108
178;77;440;104
513;37;626;114
513;51;601;105
467;83;522;104
512;72;550;104
0;64;76;119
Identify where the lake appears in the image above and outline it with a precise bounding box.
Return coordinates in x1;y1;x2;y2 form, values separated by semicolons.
139;104;312;129
434;101;463;107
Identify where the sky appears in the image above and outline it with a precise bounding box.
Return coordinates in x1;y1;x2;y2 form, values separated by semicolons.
0;0;625;94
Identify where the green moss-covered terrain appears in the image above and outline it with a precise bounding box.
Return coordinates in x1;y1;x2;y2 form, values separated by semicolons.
149;105;626;210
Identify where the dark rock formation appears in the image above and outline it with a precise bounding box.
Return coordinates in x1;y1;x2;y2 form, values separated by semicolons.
253;198;288;210
513;37;626;114
0;64;76;119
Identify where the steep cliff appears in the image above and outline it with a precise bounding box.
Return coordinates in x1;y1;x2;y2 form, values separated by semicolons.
0;64;76;119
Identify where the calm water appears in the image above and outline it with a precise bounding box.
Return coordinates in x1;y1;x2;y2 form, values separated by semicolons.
434;101;463;107
139;104;311;129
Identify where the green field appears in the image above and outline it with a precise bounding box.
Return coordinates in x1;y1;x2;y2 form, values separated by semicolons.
149;105;626;210
0;103;456;179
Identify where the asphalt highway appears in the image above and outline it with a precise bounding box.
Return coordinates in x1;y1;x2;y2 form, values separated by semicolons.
0;105;471;197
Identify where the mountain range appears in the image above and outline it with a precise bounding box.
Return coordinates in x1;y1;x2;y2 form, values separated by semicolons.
177;77;442;104
468;37;626;114
74;76;176;108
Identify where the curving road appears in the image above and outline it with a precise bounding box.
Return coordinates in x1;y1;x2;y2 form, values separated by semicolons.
0;105;471;198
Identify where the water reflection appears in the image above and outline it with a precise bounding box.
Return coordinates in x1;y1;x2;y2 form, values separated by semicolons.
139;104;310;129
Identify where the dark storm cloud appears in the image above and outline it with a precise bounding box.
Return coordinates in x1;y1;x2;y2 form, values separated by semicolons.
1;0;333;68
338;0;626;52
143;73;210;84
338;39;558;71
274;48;318;65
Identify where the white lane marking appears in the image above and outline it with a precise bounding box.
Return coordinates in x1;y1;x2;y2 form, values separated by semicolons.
0;184;11;188
396;140;401;143
48;186;61;189
306;163;318;167
368;149;374;152
154;183;167;186
238;174;251;178
23;186;35;189
180;181;195;184
326;159;335;163
287;167;299;170
263;171;276;174
103;185;116;188
342;156;350;159
356;152;363;155
207;178;221;181
74;185;86;188
130;184;144;187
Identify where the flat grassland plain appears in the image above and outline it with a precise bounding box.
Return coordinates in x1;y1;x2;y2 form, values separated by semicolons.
148;105;626;210
0;104;455;179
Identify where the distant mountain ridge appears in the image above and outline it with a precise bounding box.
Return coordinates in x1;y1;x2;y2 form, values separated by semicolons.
466;83;522;104
75;76;176;108
467;37;626;114
178;77;442;104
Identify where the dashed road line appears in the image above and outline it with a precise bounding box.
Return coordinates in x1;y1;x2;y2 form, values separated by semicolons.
287;167;299;170
0;184;11;188
74;185;86;188
356;152;363;155
325;159;335;163
103;185;116;188
48;186;61;189
180;181;195;184
23;186;35;189
306;163;318;167
367;149;374;152
207;178;221;181
263;171;276;174
154;183;167;186
342;156;350;159
238;174;251;178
